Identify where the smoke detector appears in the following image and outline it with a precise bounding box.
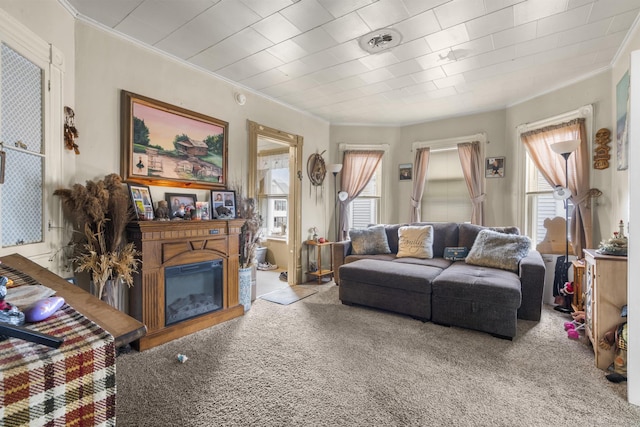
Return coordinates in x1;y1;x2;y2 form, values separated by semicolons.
358;28;402;54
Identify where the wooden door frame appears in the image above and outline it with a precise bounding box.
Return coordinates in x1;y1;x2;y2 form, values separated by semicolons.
247;120;303;285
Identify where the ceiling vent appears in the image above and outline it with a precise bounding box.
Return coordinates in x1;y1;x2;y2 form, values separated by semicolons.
358;28;402;54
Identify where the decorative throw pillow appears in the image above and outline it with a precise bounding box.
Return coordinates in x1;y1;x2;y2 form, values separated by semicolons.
349;225;391;255
465;229;531;272
396;225;434;259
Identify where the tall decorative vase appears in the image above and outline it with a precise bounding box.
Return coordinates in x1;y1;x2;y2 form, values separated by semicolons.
91;277;126;312
239;267;252;312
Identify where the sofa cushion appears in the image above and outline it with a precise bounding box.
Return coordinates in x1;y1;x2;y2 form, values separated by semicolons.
397;225;434;259
345;253;397;264
349;225;391;255
465;229;531;272
339;258;440;294
432;262;521;308
410;222;459;258
458;223;520;250
392;257;452;269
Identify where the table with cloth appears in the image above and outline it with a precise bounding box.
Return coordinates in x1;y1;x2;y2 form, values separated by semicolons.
0;304;116;426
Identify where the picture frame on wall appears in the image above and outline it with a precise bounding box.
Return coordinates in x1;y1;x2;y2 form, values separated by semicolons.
121;90;229;189
399;163;412;181
128;183;154;220
485;157;505;178
211;190;236;219
166;193;197;219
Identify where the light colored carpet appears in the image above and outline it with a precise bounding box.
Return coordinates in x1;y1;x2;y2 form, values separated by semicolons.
116;284;639;426
259;285;318;305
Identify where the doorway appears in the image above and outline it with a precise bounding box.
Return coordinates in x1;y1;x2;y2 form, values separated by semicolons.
248;121;303;290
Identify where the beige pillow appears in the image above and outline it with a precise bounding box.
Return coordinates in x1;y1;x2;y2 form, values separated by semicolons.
397;225;434;259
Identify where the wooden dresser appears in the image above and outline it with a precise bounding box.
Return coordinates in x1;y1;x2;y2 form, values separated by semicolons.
583;249;627;370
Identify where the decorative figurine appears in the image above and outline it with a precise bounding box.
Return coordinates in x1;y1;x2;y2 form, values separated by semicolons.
0;276;25;326
155;200;170;221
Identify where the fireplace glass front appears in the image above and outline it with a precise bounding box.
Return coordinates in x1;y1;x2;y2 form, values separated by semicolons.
165;260;223;326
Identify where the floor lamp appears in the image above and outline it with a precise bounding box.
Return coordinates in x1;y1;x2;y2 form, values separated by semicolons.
550;139;580;312
327;164;342;242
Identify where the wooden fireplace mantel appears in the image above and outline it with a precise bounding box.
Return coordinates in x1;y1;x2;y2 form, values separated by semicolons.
126;219;245;351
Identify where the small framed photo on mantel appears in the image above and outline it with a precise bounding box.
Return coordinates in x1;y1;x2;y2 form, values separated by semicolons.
485;157;505;178
128;183;154;220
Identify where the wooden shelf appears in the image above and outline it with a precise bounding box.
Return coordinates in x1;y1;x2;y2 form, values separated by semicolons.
305;240;334;284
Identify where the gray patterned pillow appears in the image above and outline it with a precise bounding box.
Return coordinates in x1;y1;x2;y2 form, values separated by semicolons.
465;229;531;272
349;225;391;255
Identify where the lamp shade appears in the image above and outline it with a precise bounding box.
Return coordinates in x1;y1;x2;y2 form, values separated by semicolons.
552;185;572;200
550;139;580;155
328;163;342;174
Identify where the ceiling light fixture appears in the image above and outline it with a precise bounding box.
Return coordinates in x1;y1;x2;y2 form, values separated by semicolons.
358;28;402;54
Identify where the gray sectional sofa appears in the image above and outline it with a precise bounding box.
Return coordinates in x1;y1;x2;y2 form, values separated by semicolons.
332;222;546;339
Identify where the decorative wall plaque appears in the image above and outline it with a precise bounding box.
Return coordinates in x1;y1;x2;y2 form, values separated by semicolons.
593;128;611;170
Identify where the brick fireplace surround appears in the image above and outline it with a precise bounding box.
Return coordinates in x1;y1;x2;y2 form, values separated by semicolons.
126;219;245;350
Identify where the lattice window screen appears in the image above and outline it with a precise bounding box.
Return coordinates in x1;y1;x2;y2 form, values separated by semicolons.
1;42;44;247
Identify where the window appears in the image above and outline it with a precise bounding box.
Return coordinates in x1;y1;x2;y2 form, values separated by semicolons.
257;151;289;239
421;149;471;223
0;13;64;263
524;154;574;246
518;106;592;249
349;164;381;229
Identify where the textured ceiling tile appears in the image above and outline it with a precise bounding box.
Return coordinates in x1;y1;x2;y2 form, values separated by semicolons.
411;66;447;83
484;0;525;13
387;59;424;77
392;38;433;61
216;51;284;81
116;0;214;45
589;0;640;21
402;0;451;15
608;9;640;33
356;0;410;30
392;10;441;42
317;0;376;18
291;27;339;54
358;50;400;70
252;13;301;44
434;0;487;29
280;0;334;32
536;4;591;37
239;0;293;17
322;12;372;43
513;0;569;26
266;40;309;63
68;0;144;27
555;18;612;47
240;69;291;90
326;40;369;62
514;34;559;57
425;24;470;51
491;22;537;49
465;7;514;40
359;68;396;83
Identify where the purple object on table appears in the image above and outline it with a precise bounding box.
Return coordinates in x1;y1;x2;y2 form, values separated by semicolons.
23;296;65;323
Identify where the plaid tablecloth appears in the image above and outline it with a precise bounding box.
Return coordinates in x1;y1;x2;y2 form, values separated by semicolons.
0;304;116;426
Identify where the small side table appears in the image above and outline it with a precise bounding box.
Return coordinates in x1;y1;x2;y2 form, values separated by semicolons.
305;240;334;284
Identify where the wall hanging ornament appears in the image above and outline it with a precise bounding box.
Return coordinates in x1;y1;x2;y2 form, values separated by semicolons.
593;127;611;170
63;106;80;154
307;150;326;204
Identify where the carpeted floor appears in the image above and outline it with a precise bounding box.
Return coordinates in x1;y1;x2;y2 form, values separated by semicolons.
116;284;639;426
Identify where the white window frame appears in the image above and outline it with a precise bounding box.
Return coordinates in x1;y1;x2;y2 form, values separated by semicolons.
0;9;64;265
412;133;486;223
338;143;389;226
515;105;593;241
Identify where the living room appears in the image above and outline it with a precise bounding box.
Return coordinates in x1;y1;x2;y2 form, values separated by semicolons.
0;0;639;424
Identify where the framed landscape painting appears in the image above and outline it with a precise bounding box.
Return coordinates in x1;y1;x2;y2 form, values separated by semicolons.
121;90;228;189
